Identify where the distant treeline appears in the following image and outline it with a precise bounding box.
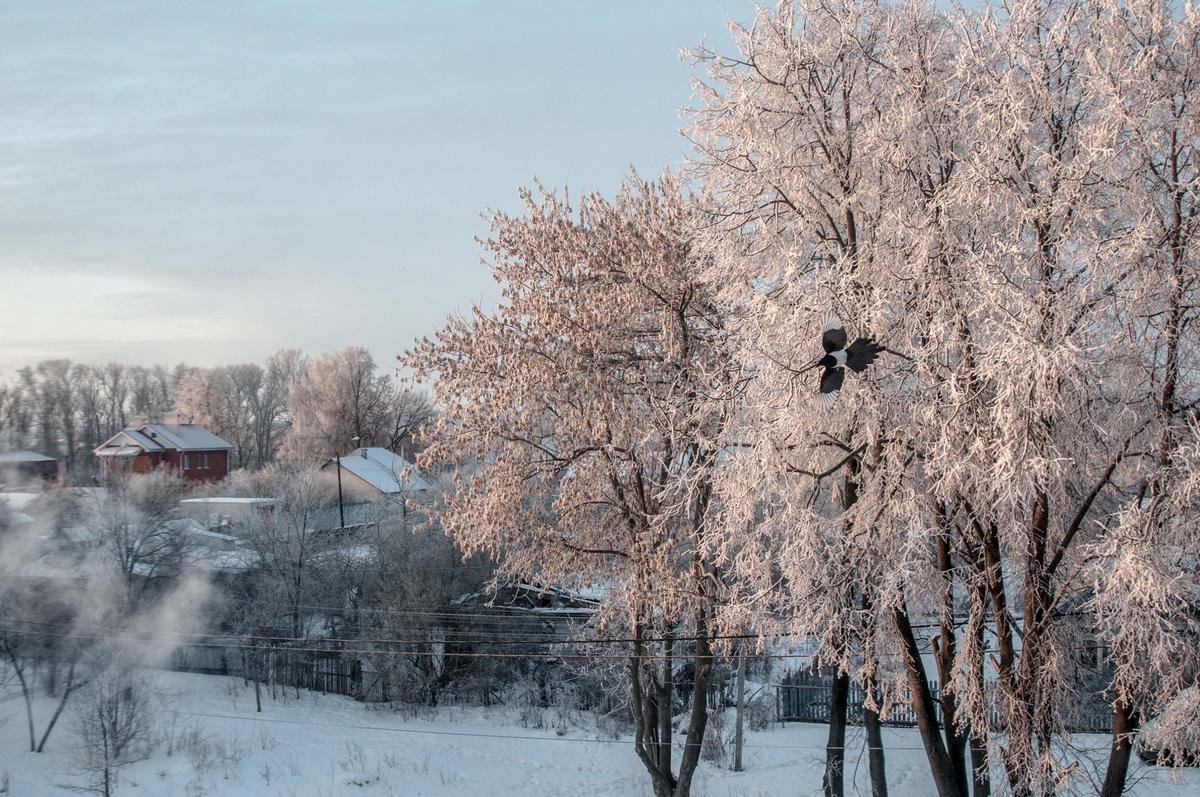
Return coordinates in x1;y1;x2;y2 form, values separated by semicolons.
0;346;433;480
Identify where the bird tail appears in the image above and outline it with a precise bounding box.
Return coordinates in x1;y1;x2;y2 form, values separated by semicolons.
845;337;885;373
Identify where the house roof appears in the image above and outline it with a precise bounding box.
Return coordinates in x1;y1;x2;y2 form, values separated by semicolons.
0;450;56;463
95;445;144;457
124;429;164;451
326;447;431;493
139;424;233;451
93;429;163;455
93;423;233;456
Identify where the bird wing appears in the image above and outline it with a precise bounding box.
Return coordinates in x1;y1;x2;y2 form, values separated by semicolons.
821;315;847;354
845;338;884;373
819;365;845;395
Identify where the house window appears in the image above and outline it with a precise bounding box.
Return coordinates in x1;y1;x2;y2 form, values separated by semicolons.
201;453;209;469
181;453;190;469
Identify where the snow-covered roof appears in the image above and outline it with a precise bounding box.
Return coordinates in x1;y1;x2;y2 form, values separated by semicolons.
326;447;431;493
95;445;144;457
139;423;233;451
0;492;40;511
93;423;233;456
180;497;277;506
0;450;55;463
93;429;163;455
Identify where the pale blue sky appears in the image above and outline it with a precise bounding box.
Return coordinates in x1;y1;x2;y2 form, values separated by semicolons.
0;1;745;376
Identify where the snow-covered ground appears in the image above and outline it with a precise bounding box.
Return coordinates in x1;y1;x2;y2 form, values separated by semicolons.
1;670;1196;796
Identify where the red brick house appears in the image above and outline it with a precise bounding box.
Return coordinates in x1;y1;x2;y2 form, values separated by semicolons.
93;415;234;482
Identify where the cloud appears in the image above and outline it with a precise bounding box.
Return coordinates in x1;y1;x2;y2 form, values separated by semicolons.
0;0;738;373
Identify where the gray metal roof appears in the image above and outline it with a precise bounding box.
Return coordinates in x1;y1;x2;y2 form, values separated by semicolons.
139;423;233;451
0;450;55;463
327;447;431;493
93;423;232;456
123;429;164;451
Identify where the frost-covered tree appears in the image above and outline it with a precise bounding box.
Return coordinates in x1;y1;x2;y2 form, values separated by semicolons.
281;347;432;463
1082;2;1200;793
175;349;305;470
406;173;742;797
690;1;1200;796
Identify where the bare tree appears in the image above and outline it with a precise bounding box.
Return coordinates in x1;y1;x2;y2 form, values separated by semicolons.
90;471;194;601
68;670;154;796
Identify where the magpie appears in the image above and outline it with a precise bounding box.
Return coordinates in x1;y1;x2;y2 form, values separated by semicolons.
808;316;886;406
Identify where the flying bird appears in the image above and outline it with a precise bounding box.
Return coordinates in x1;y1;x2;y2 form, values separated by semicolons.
808;316;886;406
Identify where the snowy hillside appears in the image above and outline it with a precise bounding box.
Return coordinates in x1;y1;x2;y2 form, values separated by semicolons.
2;670;1196;796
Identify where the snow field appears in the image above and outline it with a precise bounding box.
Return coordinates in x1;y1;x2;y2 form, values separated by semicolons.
1;670;1197;796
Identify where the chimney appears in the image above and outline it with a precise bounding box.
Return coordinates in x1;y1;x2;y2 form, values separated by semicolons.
163;411;181;431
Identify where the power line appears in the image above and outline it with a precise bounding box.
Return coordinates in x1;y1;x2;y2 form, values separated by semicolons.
1;626;819;661
89;623;796;648
173;708;931;752
6;624;1059;662
2;618;805;651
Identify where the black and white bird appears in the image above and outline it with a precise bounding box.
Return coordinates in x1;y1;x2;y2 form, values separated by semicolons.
808;316;886;406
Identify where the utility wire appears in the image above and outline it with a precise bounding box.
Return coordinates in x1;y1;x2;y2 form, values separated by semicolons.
1;626;827;661
173;708;931;752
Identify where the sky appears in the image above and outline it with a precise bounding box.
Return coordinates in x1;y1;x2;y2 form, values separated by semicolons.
0;0;745;378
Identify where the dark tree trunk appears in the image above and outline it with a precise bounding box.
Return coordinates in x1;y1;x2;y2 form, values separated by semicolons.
894;605;964;797
36;661;77;752
824;463;861;797
824;667;850;797
674;617;712;797
863;679;889;797
1099;701;1138;797
630;629;677;797
2;644;37;752
659;632;674;778
970;735;991;797
933;522;970;796
857;590;888;797
733;643;746;772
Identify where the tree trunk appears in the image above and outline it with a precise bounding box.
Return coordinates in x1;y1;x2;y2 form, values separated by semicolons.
659;631;674;778
1099;701;1138;797
825;464;861;797
630;630;677;797
894;605;964;797
674;618;712;797
824;667;850;797
36;661;77;752
969;733;991;797
863;678;888;797
733;643;746;773
933;521;970;796
3;648;37;753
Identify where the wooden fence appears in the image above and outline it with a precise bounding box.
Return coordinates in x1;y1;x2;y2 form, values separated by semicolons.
169;641;361;699
776;671;1114;734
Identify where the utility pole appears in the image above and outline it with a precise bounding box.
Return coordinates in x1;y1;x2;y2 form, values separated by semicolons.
334;436;360;531
335;451;345;529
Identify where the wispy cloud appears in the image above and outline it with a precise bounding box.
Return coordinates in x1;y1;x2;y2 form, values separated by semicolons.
0;0;739;372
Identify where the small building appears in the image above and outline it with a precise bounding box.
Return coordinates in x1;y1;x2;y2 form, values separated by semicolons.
178;496;278;531
93;415;234;482
320;446;431;499
0;450;59;483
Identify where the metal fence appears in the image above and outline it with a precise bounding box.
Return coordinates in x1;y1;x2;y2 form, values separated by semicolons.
777;671;1114;734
